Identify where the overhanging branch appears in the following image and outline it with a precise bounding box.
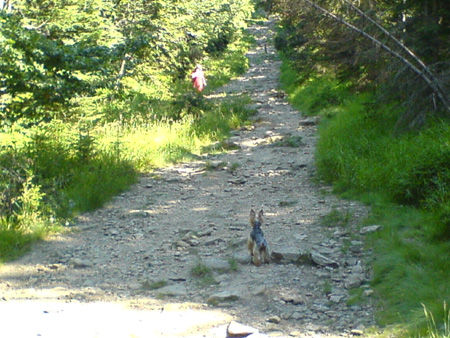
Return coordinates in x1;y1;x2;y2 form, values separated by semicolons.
303;0;450;114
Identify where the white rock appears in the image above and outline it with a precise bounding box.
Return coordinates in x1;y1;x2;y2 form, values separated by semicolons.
227;321;259;337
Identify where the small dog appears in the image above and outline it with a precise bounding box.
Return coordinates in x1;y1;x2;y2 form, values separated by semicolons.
247;209;270;266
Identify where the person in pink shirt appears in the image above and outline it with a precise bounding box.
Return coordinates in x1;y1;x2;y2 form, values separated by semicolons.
191;64;207;92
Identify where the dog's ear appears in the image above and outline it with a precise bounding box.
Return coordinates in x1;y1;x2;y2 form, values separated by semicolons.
249;209;256;226
258;209;264;224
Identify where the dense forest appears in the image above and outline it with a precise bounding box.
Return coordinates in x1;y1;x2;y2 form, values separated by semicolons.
1;0;450;336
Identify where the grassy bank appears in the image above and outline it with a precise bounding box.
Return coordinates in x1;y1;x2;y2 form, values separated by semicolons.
280;59;450;336
0;34;255;262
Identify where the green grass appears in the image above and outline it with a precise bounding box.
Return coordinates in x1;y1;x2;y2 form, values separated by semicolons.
279;57;450;336
272;135;304;147
0;28;255;262
1;95;254;261
366;204;450;328
142;279;168;291
96;96;255;172
0;228;38;262
320;207;352;227
422;303;450;338
190;262;217;286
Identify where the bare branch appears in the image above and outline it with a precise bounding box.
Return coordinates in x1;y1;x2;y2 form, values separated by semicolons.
303;0;450;114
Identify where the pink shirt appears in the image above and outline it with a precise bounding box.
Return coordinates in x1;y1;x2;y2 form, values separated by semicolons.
192;69;206;92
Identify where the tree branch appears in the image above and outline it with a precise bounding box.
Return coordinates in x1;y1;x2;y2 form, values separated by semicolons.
303;0;450;114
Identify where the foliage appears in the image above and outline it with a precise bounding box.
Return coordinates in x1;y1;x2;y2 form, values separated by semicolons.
422;303;450;338
271;0;450;130
1;0;254;123
279;54;450;335
190;262;217;286
0;90;255;260
0;3;255;261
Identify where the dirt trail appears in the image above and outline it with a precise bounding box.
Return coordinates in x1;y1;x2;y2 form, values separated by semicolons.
0;19;376;338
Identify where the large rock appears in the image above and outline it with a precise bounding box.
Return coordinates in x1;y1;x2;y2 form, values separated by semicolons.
270;250;313;265
70;258;93;268
203;258;231;272
345;261;366;289
227;321;259;337
233;250;251;264
310;251;339;268
360;225;382;235
156;284;188;297
207;290;241;305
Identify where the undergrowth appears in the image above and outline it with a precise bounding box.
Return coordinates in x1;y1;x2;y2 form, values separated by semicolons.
280;56;450;336
0;33;255;262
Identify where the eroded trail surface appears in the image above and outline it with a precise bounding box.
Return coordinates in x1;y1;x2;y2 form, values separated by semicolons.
0;20;377;338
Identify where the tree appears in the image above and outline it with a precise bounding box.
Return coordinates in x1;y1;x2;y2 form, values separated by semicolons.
0;0;254;123
270;0;450;129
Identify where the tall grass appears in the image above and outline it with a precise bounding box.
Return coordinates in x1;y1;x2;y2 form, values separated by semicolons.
0;24;255;262
280;59;450;335
422;303;450;338
0;84;254;263
96;96;254;171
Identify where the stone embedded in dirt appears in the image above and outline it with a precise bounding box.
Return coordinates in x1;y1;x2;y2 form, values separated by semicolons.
329;293;346;303
270;251;293;263
345;273;365;289
359;225;382;235
250;284;267;296
181;234;200;247
127;210;149;218
364;289;374;297
267;315;281;324
351;329;364;336
299;118;319;126
207;290;241;305
128;282;142;290
109;229;119;236
226;321;259;337
349;241;364;253
156;284;187;297
289;311;306;320
168;276;187;282
174;240;191;249
197;229;214;237
310;251;339;268
204;238;225;246
203;258;231;271
221;140;241;150
229;238;248;248
233;250;251;264
280;293;305;305
228;178;247;185
270;250;313;265
69;258;93;268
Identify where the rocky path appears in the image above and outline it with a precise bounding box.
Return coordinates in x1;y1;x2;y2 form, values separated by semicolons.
0;19;377;338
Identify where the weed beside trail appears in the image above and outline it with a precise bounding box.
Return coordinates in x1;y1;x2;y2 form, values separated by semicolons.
279;55;450;337
0;29;255;262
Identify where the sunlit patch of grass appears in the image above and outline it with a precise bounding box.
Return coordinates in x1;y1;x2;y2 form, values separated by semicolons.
422;302;450;338
320;207;352;227
97;96;255;173
190;262;217;286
